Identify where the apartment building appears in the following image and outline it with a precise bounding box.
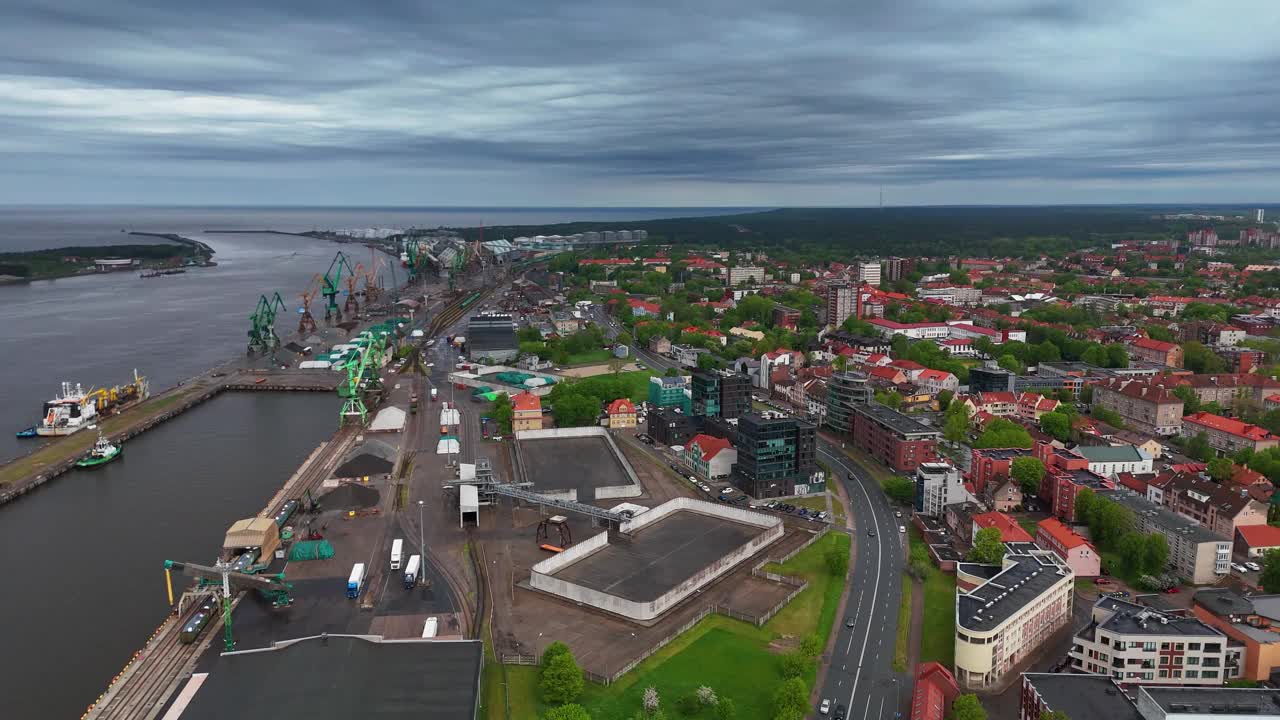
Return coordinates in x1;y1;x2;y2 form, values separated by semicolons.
1018;674;1138;720
914;462;971;517
1174;373;1280;411
824;371;872;435
1091;378;1185;436
648;375;692;414
1161;472;1268;539
690;368;752;419
826;281;856;328
728;266;765;286
1126;337;1185;368
1070;597;1229;686
849;402;941;472
954;545;1075;690
1192;589;1280;682
1101;489;1231;585
1181;412;1280;455
856;260;881;287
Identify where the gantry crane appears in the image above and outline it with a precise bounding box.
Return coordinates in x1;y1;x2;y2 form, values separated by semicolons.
321;251;358;323
343;262;366;316
337;333;386;426
163;559;293;652
298;274;322;335
247;292;287;355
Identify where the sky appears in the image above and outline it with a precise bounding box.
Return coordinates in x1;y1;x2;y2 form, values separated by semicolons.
2;0;1279;206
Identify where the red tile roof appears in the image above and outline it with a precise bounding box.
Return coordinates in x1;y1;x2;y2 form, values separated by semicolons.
1183;412;1277;441
1129;336;1179;353
1036;517;1090;551
606;398;635;416
972;512;1033;542
689;434;733;461
910;662;959;720
918;369;953;383
978;391;1017;405
512;391;541;413
1237;524;1280;549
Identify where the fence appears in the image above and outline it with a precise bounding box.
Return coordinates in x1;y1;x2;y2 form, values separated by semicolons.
777;526;830;564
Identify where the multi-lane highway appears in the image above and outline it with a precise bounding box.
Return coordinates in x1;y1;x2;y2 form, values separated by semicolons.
588;302;908;718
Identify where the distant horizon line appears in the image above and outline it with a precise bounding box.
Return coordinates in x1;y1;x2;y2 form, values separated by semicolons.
1;202;1275;210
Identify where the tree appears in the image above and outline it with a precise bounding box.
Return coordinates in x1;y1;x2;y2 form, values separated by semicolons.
544;705;591;720
492;393;514;434
974;418;1033;449
1074;487;1096;526
1173;385;1202;414
715;698;736;720
1118;531;1147;576
1039;411;1072;443
1144;533;1169;574
875;389;903;409
772;677;808;720
1040;711;1070;720
696;686;718;706
967;527;1006;564
1184;341;1227;374
643;686;661;716
799;634;822;658
883;476;916;505
1010;457;1046;497
1207;457;1234;482
541;641;571;667
540;652;585;704
780;651;810;679
825;544;849;576
1186;432;1214;463
664;367;680;377
936;389;954;413
951;693;987;720
997;354;1025;374
1261;549;1280;594
1105;344;1129;369
676;693;702;716
552;392;603;427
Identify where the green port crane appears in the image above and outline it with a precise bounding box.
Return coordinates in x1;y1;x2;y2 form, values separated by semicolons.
321;251;358;323
163;559;293;652
337;333;387;426
247;292;286;355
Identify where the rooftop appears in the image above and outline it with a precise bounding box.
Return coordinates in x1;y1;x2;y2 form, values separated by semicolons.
1139;687;1280;716
1094;597;1225;637
972;512;1034;543
1237;524;1280;548
1021;673;1137;720
1037;517;1090;550
957;548;1071;632
1183;412;1277;442
851;402;941;439
173;635;482;720
1101;489;1229;545
1074;444;1148;464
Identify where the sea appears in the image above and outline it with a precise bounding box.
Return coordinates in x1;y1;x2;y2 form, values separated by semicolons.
0;204;749;718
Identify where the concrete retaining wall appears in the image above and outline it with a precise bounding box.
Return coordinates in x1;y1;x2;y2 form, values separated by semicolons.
515;425;644;499
531;498;784;621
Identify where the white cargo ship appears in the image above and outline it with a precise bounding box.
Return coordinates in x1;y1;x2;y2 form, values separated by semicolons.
37;382;99;437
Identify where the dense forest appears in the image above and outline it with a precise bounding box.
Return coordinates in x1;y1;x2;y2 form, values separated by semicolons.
446;205;1275;259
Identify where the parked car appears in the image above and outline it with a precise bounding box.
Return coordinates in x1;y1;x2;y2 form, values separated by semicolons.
898;525;906;533
1233;563;1249;574
1246;561;1262;572
1164;586;1180;594
819;699;831;716
867;528;876;537
894;511;902;518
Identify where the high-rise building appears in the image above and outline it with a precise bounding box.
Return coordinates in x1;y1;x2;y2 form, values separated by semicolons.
1259;209;1267;223
691;369;749;418
856;261;881;287
826;281;855;328
732;413;817;498
824;371;872;434
728;266;766;286
882;257;914;282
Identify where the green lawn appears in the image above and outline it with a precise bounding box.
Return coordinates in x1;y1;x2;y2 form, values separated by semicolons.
564;349;614;365
894;577;911;672
616;369;658;402
789;495;828;512
909;528;957;666
1017;517;1040;537
510;531;851;720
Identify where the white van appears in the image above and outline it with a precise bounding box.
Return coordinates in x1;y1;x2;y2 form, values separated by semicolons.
390;538;404;570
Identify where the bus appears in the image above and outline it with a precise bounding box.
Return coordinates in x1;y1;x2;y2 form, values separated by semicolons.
347;563;365;599
403;554;421;589
390;539;404;570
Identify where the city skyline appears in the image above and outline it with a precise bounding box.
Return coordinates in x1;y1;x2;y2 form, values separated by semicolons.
3;0;1279;206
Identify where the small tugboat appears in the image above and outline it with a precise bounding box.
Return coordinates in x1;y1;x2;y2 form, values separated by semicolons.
15;426;37;438
75;433;122;469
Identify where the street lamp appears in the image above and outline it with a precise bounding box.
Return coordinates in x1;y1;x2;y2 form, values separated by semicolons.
417;500;425;587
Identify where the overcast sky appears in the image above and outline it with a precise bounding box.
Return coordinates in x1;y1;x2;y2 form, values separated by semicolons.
2;1;1278;206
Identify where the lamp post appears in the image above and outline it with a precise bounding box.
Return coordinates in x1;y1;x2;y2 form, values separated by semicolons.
417;500;425;587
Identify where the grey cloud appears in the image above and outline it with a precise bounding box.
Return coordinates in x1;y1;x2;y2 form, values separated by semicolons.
0;0;1278;204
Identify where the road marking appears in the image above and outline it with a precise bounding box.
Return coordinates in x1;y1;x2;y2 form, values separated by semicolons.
820;448;884;720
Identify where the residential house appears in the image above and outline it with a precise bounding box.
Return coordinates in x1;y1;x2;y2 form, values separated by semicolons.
964;391;1018;417
867;365;908;386
605;398;637;429
648;335;672;355
971;511;1034;543
1016;392;1061;421
1091;378;1185;436
1182;412;1280;455
1126;337;1185;368
1035;518;1100;577
686;434;737;480
1236;524;1280;559
1070;597;1230;685
910;662;960;720
759;349;799;389
512;391;543;432
917;369;960;394
626;298;660;318
986;477;1024;513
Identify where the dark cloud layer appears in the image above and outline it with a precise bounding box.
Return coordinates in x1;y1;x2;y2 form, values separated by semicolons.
2;0;1278;205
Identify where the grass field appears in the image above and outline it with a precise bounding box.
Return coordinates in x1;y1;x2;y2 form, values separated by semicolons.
909;528;957;666
1018;517;1039;537
564;349;614;365
512;531;851;720
894;577;911;672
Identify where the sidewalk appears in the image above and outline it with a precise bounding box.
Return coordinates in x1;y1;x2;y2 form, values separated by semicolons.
811;468;857;706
